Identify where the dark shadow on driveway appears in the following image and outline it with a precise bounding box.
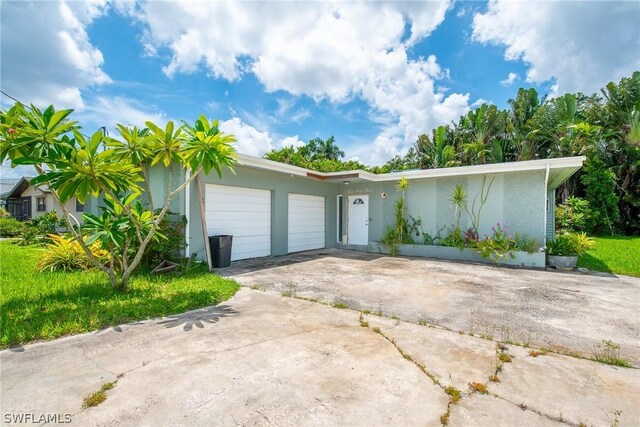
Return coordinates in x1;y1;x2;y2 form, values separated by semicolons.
157;305;237;331
214;248;382;277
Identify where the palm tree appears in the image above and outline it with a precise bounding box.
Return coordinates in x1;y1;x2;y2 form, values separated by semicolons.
309;136;345;161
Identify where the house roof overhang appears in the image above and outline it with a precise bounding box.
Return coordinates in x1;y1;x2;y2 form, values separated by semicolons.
236;154;585;189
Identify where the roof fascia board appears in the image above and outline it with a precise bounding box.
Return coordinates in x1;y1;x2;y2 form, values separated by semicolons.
235;153;585;183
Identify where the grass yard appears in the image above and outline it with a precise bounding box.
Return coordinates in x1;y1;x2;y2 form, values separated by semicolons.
577;236;640;278
0;242;239;348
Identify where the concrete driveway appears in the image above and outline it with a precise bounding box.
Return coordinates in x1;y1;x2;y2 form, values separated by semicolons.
2;288;639;426
223;249;640;366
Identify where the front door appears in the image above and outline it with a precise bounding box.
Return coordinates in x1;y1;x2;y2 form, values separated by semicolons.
348;194;369;245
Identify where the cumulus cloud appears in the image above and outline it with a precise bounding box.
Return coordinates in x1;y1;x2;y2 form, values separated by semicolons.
500;72;518;87
218;118;308;157
473;0;640;94
0;0;110;109
128;0;470;164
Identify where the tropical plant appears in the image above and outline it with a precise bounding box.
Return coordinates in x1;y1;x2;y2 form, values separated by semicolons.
0;207;10;218
580;157;620;235
36;234;110;273
475;223;516;262
547;232;595;257
0;217;24;237
555;196;592;233
1;104;237;290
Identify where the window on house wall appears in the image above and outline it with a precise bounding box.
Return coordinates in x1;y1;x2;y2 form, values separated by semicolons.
75;198;84;212
36;196;46;212
337;195;344;243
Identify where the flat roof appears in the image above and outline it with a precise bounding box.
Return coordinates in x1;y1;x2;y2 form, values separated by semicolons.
237;154;585;190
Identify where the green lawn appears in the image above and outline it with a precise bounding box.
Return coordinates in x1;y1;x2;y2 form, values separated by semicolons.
577;236;640;277
0;242;240;348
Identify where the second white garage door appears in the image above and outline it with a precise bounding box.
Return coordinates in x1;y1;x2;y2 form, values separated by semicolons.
288;193;325;253
205;184;271;261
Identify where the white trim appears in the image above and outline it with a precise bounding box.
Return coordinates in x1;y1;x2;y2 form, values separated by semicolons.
336;195;343;243
543;163;550;246
184;169;191;258
236;153;585;184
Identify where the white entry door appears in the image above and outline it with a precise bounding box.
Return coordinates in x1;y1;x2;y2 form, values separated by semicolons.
288;193;325;253
205;184;271;261
348;194;369;245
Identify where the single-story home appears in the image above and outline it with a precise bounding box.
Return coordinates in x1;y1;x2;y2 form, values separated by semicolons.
155;154;584;264
0;176;87;222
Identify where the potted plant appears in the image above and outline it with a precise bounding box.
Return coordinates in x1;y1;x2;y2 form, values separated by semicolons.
546;232;594;269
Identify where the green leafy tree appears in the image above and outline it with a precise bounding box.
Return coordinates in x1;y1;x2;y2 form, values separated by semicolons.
580;157;620;235
1;104;237;290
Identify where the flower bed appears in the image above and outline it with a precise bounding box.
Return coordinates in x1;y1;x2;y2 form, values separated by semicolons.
368;242;546;268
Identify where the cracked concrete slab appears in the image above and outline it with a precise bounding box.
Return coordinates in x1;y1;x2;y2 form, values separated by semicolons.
492;346;640;427
448;394;565;426
364;315;498;388
1;289;447;426
224;249;640;365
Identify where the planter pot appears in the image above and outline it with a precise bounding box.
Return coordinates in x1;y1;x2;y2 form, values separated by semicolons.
546;255;578;269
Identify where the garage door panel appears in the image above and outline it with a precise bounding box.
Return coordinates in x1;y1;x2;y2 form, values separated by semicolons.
205;184;271;261
288;194;325;253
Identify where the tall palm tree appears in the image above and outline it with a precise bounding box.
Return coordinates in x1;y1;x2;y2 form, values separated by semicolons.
310;136;345;161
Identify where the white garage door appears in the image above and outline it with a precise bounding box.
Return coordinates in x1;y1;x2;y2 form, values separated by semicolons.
205;184;271;261
288;193;325;253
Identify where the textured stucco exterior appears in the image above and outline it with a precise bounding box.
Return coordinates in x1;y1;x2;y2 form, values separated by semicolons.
146;163;550;261
338;170;547;247
184;164;340;260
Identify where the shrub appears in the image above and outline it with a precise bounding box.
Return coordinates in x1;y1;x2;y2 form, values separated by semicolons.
475;223;516;261
15;212;65;246
36;235;110;273
580;157;619;235
547;232;595;257
0;217;24;237
0;207;11;218
556;196;592;233
142;211;187;267
514;234;541;254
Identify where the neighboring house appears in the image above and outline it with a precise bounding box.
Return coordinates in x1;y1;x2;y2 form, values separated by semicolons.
147;154;585;264
0;177;87;222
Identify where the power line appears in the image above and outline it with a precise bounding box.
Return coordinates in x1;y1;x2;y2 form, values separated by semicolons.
0;90;24;105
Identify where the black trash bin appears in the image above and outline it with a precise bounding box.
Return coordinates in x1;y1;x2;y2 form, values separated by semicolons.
209;235;233;268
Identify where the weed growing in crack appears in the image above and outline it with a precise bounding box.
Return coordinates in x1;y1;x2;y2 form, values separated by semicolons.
591;340;632;368
82;390;106;408
362;309;372;315
498;353;513;363
528;349;547;358
444;386;461;404
373;326;381;333
488;375;500;382
440;409;450;426
468;382;488;394
101;382;114;391
358;313;369;328
608;409;622;427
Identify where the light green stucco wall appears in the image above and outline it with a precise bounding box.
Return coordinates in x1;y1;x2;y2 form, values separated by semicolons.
184;165;340;260
339;170;547;245
145;164;548;260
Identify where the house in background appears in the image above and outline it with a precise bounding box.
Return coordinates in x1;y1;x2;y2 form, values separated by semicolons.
143;154;585;267
0;177;87;222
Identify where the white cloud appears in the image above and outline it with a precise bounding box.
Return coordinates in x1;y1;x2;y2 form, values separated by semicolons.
0;0;110;109
129;1;470;164
473;0;640;94
500;72;518;87
76;96;167;131
218;118;308;157
219;118;274;157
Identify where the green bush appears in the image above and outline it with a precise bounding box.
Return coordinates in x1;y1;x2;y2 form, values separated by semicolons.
36;234;109;272
0;217;24;237
580;157;619;235
547;232;595;256
475;223;516;261
0;208;11;218
556;197;592;233
142;211;187;267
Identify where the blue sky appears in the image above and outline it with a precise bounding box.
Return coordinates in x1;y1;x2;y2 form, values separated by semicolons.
1;1;638;177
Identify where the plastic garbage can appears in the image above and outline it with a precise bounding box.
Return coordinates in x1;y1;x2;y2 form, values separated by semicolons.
209;235;233;268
